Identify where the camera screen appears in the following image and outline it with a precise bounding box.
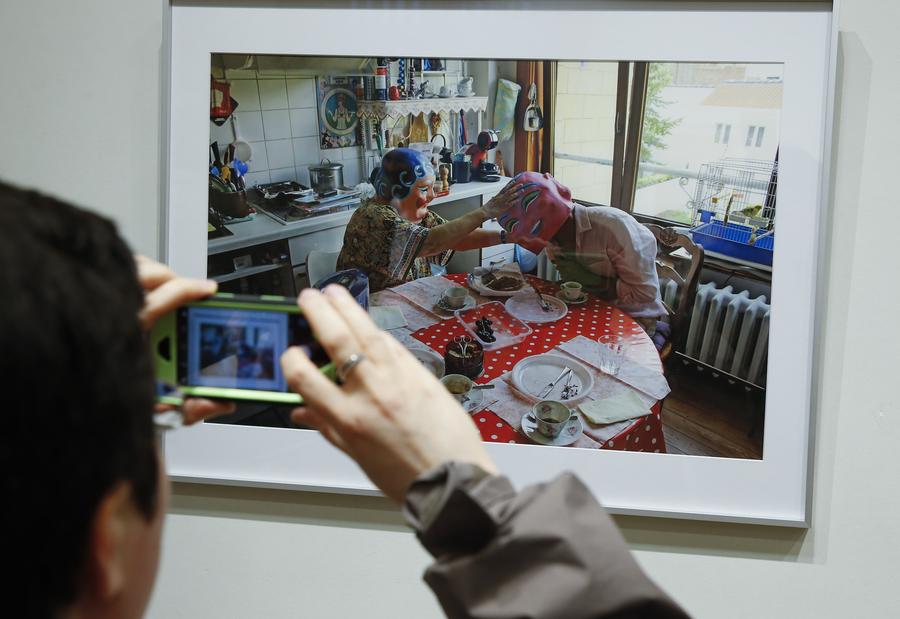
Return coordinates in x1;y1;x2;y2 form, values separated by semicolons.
180;306;325;392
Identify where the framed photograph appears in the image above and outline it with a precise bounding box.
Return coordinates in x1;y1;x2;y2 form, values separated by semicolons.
316;77;360;149
164;1;837;525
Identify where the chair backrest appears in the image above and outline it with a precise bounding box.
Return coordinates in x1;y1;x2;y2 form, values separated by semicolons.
306;250;341;287
644;224;704;349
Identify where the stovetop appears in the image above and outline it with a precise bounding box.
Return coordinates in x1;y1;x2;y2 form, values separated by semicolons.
250;185;361;225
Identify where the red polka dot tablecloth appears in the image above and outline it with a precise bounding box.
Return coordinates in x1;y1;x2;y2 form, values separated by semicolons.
412;274;667;452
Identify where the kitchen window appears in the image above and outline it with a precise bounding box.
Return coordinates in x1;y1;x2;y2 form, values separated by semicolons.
714;123;731;145
755;126;766;147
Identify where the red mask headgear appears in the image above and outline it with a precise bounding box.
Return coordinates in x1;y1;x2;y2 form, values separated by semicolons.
497;172;574;253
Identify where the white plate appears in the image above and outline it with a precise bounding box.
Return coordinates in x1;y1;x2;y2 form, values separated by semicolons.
510;354;594;405
434;295;477;314
457;387;484;413
505;293;568;324
467;272;529;297
554;292;589;305
521;413;583;446
408;347;445;378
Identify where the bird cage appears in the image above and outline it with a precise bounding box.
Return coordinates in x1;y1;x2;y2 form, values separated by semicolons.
689;158;778;267
691;158;777;228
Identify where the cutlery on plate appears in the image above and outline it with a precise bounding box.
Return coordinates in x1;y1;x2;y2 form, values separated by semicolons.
538;367;572;399
534;288;552;312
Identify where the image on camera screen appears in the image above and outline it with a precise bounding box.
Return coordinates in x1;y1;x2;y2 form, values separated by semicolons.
187;307;289;392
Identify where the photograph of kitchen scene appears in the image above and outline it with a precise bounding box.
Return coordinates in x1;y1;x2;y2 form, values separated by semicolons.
207;54;781;460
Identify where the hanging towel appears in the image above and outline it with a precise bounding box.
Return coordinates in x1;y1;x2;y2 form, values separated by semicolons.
493;78;521;142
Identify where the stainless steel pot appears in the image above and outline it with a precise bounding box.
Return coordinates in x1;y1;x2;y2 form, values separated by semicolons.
308;159;344;194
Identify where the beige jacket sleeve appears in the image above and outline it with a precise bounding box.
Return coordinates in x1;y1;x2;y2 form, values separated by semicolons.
403;462;689;619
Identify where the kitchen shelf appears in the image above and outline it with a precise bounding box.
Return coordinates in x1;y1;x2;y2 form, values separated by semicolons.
357;96;488;121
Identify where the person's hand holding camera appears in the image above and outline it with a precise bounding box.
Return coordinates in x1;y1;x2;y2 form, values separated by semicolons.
280;285;497;503
135;256;235;424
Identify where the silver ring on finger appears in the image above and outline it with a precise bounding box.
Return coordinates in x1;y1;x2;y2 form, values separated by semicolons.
336;352;366;384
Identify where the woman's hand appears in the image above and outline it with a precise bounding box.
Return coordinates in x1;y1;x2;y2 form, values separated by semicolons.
280;285;497;503
481;179;525;220
135;256;235;424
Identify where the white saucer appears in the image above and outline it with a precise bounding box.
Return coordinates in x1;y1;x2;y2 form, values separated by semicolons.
457;387;485;414
555;292;589;305
435;295;477;314
408;347;445;378
521;413;583;446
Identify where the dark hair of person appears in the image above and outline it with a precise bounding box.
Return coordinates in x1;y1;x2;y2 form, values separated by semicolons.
372;147;435;202
0;181;158;617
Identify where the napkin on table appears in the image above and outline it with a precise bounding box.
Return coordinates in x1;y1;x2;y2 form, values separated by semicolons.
579;391;650;425
368;306;408;331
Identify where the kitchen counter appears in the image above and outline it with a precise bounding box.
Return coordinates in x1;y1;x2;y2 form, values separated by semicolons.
208;177;511;256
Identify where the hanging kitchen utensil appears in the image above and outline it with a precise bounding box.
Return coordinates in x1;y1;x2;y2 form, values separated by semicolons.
210;77;235;126
389;114;412;148
409;112;429;143
523;82;544;132
231;114;253;163
210;141;224;175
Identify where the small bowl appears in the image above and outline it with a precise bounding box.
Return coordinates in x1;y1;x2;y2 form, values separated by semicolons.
441;373;473;402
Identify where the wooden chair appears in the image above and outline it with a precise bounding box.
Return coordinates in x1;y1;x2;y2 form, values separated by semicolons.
643;224;704;362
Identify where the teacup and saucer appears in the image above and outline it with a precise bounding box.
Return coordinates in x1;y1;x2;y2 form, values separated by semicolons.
555;281;588;305
521;400;583;446
436;285;475;313
440;373;484;413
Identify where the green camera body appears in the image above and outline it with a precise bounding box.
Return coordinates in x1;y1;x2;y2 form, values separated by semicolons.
151;293;336;406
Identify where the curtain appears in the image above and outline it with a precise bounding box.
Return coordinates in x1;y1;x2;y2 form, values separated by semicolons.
513;61;555;175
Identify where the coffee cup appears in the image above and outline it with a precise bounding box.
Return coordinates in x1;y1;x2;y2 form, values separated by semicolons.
439;85;453;97
441;286;468;309
528;401;578;439
441;373;474;403
560;281;583;301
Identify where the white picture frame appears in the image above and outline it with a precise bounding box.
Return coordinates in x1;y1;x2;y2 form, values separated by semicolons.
163;1;837;526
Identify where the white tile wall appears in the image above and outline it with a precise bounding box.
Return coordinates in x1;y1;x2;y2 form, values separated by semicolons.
244;170;271;187
258;78;288;110
292;137;319;167
265;139;295;169
287;78;317;108
246;142;268;171
269;168;295;184
341;157;363;187
234;111;264;142
289;108;318;138
229;79;260;111
210;74;366;189
262;109;291;140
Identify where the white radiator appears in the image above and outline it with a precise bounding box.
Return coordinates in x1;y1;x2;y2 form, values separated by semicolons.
669;281;770;387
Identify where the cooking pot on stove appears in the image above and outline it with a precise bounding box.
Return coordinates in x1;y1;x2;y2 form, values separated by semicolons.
308;159;344;194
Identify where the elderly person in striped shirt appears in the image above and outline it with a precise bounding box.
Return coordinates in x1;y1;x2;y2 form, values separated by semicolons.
498;171;666;335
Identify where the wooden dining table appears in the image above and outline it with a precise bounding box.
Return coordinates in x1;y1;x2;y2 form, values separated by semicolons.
375;273;668;452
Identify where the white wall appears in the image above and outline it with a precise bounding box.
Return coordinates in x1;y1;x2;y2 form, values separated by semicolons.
2;1;899;618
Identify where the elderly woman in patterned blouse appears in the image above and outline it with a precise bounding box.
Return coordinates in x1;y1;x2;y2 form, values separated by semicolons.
337;148;523;293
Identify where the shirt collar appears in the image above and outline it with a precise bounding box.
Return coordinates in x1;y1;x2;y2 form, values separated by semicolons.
572;204;591;252
572;203;591;234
